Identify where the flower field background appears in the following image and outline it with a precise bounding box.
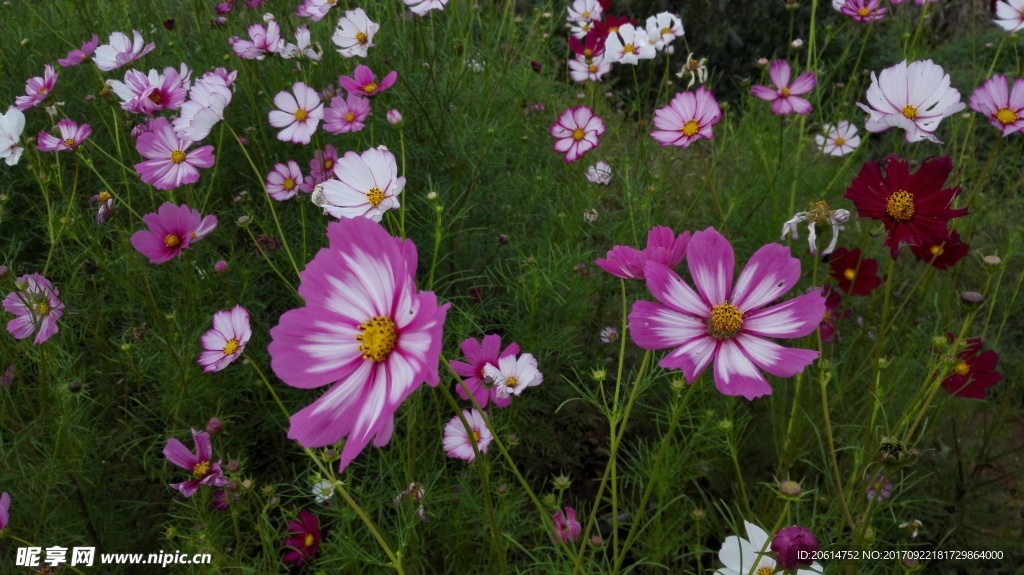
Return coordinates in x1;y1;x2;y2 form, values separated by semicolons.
1;0;1023;573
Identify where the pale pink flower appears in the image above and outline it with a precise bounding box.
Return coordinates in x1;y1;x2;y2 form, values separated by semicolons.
968;74;1024;137
266;160;305;201
569;54;612;83
450;335;520;409
333;8;378;58
857;59;965;143
307;145;339;187
751;60;816;115
229;21;282;59
600;327;619;343
443;409;492;462
37;119;91;153
323;93;370;134
134;118;215;190
650;87;722;148
995;0;1024;32
296;0;337;21
585;161;612;184
15;64;58;111
58;34;99;67
483;353;543;399
404;0;448;16
814;121;861;156
313;147;404;221
93;30;156;71
269;82;323;144
174;71;234;142
198;305;251;372
837;0;887;21
605;24;657;65
4;274;63;345
550;106;605;163
107;65;191;115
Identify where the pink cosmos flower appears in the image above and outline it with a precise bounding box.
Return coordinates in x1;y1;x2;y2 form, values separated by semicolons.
93;31;156;71
4;273;64;345
443;409;493;462
312;148;405;221
268;217;450;471
995;0;1024;31
1;108;26;167
404;0;448;16
552;507;582;543
296;0;337;21
891;0;936;3
968;74;1024;137
216;0;237;14
628;227;824;400
269;82;323;144
814;121;861;156
596;226;691;280
198;305;251;372
15;64;58;111
59;34;99;67
163;429;227;497
482;353;543;399
550;106;605;163
650;87;722;148
131;202;218;264
90;191;114;225
108;65;191;115
838;0;887;21
450;334;521;409
282;510;321;565
229;21;283;59
266;160;305;201
751;60;816;115
0;492;8;530
585;161;612;184
307;145;338;187
333;8;378;58
866;473;893;502
174;70;234;142
37;119;91;153
858;60;965;143
135;118;215;190
339;65;398;98
323;93;370;134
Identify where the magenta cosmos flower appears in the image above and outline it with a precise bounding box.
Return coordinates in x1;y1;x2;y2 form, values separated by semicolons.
266;160;305;201
134;118;215;190
628;227;824;400
550;106;605;163
268;217;450;471
15;64;58;111
837;0;887;22
108;66;191;116
37;119;91;153
0;492;8;529
552;507;582;543
443;408;493;462
650;87;722;148
313;147;405;222
339;65;398;98
131;202;218;264
858;60;965;143
596;226;690;280
969;74;1024;137
269;82;324;144
323;93;370;134
59;34;99;67
163;429;227;497
751;60;816;115
282;510;321;565
296;0;337;21
771;526;819;571
4;273;64;345
199;305;251;372
93;30;156;71
451;334;520;408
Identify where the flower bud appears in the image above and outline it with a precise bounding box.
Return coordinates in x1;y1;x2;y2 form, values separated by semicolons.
771;525;819;570
982;255;1001;268
0;265;8;279
227;460;241;472
206;417;223;435
67;380;82;393
691;508;706;520
960;291;984;306
214;260;228;273
387;109;403;126
779;480;802;497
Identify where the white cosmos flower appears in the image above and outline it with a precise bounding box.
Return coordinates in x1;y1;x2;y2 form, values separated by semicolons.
814;121;860;156
483;353;543;399
313;147;404;222
857;59;965;143
604;24;656;65
0;107;26;166
312;479;335;503
333;8;378;58
645;12;684;51
279;26;322;61
994;0;1024;32
715;521;823;575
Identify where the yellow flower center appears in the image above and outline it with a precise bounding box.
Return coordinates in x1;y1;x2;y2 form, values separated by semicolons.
63;138;76;148
505;376;519;389
708;302;744;339
324;159;334;171
780;87;791;97
572;128;585;141
362;82;378;94
97;191;111;202
355;31;368;45
583;48;593;57
35;302;51;316
588;64;598;73
164;234;181;248
995;107;1018;125
170;150;186;164
623;44;636;55
660;27;672;37
885;190;915;221
834;136;845;146
344;112;355;122
930;244;944;256
756;567;774;575
901;105;918;120
681;120;700;136
283;178;295;190
223;338;240;356
857;6;870;16
294;108;308;122
37;87;48;95
581;10;590;18
608;26;619;33
954;361;970;376
366;187;386;207
356;316;397;362
471;430;481;443
149;92;162;105
304;534;315;547
193;461;211;479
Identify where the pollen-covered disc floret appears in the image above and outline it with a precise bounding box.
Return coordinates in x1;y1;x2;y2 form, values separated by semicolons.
356;316;397;362
708;302;743;339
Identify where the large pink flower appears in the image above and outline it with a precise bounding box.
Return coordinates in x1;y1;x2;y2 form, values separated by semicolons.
37;119;91;153
58;34;99;67
198;305;251;372
4;273;63;345
450;334;520;409
268;217;450;472
163;429;227;497
134;117;215;190
596;226;690;280
339;65;398;98
15;64;58;111
131;202;217;264
650;87;722;148
628;227;823;400
994;0;1024;32
269;82;323;144
751;60;816;115
550;106;605;163
968;74;1024;137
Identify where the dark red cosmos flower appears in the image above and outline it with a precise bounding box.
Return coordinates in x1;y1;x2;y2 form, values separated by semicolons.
594;15;634;38
942;335;1002;399
844;155;968;259
597;0;611;10
819;285;848;342
909;230;969;270
283;510;321;565
828;247;882;296
569;30;605;58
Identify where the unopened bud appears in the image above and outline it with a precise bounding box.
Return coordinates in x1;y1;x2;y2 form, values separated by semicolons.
206;417;223;435
780;480;802;497
960;291;984;306
387;109;403;126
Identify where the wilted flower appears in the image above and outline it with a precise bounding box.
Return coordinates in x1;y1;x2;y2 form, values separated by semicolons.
677;53;708;89
90;191;114;224
583;208;599;222
552;507;582;543
585;161;612;184
780;200;851;256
